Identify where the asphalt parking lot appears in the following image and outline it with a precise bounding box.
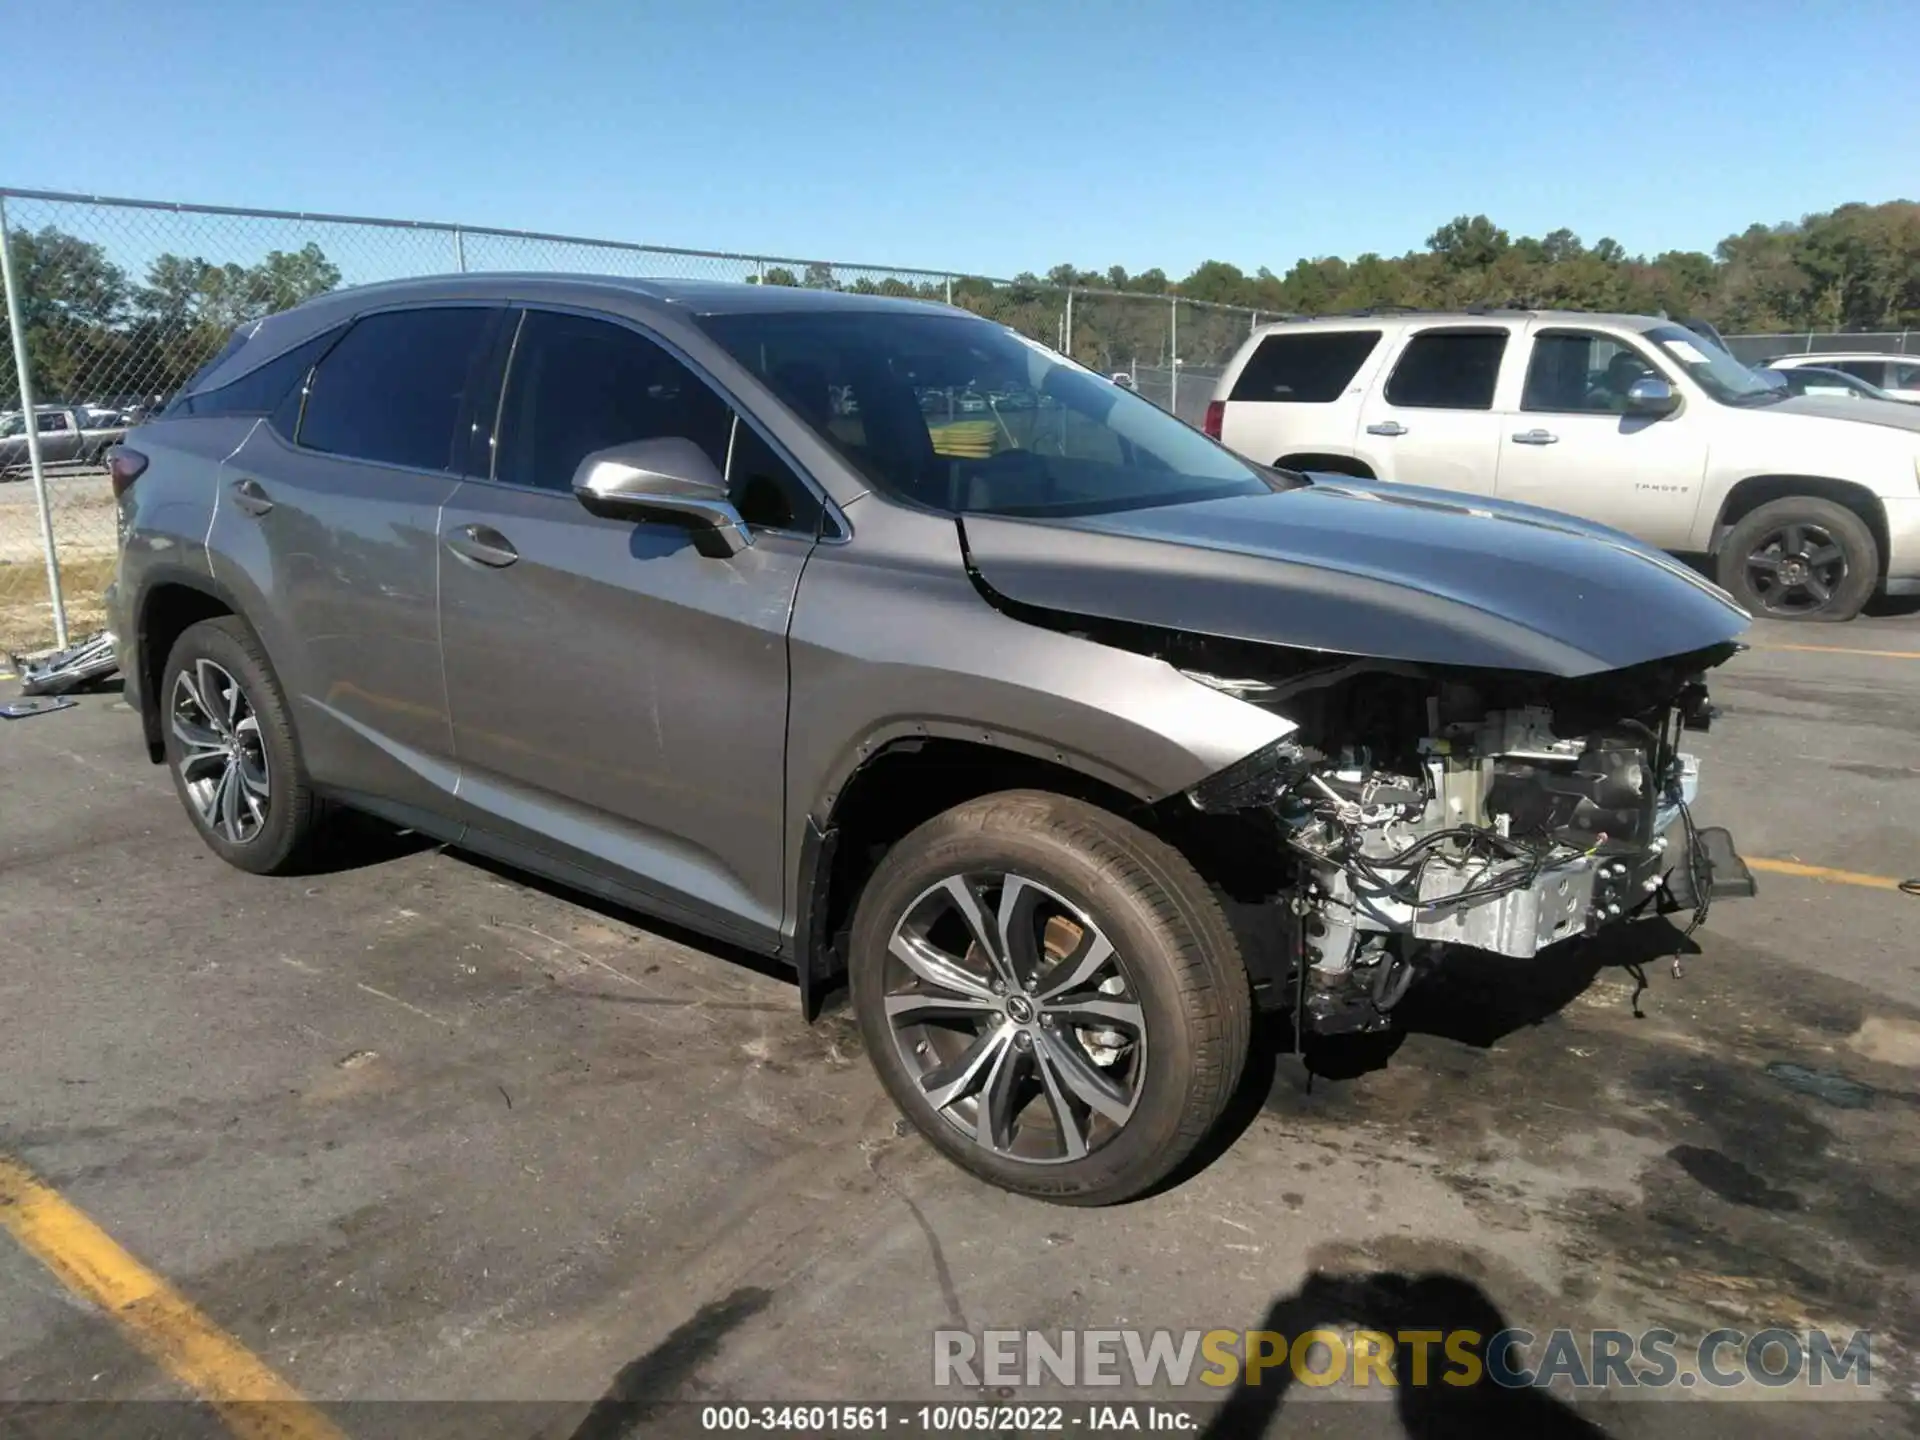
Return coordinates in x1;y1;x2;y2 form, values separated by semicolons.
2;611;1918;1438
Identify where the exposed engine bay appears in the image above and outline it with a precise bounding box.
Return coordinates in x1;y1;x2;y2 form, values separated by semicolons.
1174;638;1756;1036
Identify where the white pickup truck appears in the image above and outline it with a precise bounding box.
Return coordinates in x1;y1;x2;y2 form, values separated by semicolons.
1205;310;1920;621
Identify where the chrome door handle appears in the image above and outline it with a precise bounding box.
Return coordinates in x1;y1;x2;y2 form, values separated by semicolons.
1511;429;1559;445
229;478;274;516
1365;421;1408;437
446;523;519;568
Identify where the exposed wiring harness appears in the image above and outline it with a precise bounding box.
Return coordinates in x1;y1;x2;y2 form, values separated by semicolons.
1287;815;1561;916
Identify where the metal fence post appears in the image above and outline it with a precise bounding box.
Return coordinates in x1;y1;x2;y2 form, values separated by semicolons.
0;194;69;650
944;275;952;307
453;225;467;273
1168;298;1179;418
1064;288;1074;358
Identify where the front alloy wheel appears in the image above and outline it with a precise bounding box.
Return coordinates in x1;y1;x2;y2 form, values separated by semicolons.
883;872;1146;1163
850;790;1251;1204
171;658;270;843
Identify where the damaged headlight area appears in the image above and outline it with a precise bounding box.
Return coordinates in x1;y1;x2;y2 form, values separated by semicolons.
1185;645;1755;1036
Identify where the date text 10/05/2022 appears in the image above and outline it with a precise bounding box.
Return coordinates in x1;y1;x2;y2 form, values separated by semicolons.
699;1405;1198;1431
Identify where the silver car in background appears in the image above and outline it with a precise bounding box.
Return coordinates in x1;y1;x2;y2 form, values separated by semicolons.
108;277;1752;1203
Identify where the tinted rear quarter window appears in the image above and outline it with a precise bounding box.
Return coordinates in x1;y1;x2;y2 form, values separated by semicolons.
298;307;496;471
1383;330;1508;410
172;328;344;423
1230;330;1381;403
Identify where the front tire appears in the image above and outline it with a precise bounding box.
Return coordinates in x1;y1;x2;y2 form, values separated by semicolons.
849;791;1251;1205
160;616;321;874
1718;496;1877;622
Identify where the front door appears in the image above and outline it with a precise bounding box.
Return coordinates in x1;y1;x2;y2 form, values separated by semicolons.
1495;328;1709;549
1353;326;1509;494
437;308;824;946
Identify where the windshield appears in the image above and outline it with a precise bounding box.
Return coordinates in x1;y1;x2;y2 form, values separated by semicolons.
697;309;1275;517
1642;323;1782;405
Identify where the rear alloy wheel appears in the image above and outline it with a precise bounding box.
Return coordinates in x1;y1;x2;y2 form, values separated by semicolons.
172;657;272;845
161;616;322;874
1719;496;1877;622
850;791;1251;1204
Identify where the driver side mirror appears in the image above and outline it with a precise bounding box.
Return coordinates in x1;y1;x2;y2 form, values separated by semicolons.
572;437;751;558
1624;376;1680;416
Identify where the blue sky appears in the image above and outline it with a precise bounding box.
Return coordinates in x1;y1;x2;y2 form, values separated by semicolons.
1;0;1908;280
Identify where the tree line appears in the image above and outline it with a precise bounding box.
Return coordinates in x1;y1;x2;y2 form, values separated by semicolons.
5;199;1914;407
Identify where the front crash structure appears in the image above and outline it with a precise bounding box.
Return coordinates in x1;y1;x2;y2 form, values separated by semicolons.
1184;642;1757;1036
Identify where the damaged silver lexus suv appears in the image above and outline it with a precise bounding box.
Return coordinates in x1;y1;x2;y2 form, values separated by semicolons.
108;277;1756;1204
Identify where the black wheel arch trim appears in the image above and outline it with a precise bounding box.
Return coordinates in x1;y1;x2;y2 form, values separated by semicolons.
792;727;1173;1023
131;564;255;763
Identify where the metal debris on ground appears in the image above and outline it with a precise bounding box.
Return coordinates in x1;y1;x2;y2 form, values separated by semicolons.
9;631;120;697
0;696;80;720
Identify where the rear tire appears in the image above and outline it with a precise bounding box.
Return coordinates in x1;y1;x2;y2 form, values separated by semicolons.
849;790;1251;1205
160;616;322;874
1717;496;1877;622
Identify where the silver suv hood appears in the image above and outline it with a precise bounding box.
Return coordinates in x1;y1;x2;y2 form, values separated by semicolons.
961;476;1750;677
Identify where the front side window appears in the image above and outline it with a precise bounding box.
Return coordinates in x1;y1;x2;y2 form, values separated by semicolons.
1382;330;1508;410
494;310;819;531
697;309;1274;517
38;412;72;433
1229;330;1381;403
298;307;496;471
1521;331;1663;413
1888;361;1920;391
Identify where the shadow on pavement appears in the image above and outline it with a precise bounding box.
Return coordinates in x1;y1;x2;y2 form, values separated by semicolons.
1201;1269;1608;1439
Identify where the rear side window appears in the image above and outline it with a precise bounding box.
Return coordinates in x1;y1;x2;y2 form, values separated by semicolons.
1229;330;1380;403
298;307;496;471
171;328;344;422
1383;330;1508;410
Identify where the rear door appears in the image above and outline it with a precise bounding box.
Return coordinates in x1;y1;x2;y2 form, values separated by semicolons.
209;304;504;814
436;307;824;946
1493;326;1709;547
1353;327;1509;493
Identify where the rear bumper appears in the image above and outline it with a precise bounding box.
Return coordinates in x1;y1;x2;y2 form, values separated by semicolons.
105;579;144;726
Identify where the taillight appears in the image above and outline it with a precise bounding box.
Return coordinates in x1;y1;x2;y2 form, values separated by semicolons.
107;446;147;498
1202;400;1224;439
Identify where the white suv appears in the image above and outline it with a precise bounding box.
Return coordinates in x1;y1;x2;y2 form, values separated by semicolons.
1206;311;1920;621
1765;352;1920;402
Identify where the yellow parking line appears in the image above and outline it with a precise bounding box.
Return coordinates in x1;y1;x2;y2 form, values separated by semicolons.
1747;857;1909;891
0;1152;347;1440
1754;642;1920;660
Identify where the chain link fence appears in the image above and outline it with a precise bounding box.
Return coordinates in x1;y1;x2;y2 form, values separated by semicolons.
0;187;1264;653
